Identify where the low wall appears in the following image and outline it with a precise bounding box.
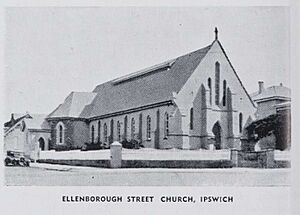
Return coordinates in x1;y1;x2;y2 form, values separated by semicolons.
38;148;232;168
231;149;277;168
39;150;110;160
37;148;290;169
121;160;232;168
274;160;291;168
37;159;110;168
37;159;233;168
39;149;230;161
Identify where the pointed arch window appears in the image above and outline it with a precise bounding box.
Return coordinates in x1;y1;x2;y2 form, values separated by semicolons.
110;119;114;142
59;125;63;143
239;113;243;133
208;78;212;105
131;118;135;140
124;116;128;140
117;121;121;141
164;112;169;138
190;108;194;130
56;122;65;145
215;62;220;105
139;113;143;141
146;115;151;140
97;121;101;142
223;80;227;106
91;125;95;143
104;123;108;142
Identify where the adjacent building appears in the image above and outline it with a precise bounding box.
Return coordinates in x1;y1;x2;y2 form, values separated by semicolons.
251;81;291;119
46;29;256;151
4;113;51;157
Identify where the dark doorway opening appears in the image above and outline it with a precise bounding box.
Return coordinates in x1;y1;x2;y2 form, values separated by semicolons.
212;121;222;150
38;137;45;151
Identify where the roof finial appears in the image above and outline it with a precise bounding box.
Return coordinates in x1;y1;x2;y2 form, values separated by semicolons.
214;27;218;40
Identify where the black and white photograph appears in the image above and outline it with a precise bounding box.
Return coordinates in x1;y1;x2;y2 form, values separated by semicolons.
3;6;291;186
1;1;298;215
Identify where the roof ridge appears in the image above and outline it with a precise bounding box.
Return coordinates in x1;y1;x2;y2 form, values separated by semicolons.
215;40;256;108
93;44;212;92
72;91;96;94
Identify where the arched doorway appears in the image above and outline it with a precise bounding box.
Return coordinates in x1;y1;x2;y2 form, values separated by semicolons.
38;137;45;151
212;121;222;150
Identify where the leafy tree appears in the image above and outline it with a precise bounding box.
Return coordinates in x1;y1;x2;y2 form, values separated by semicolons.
245;112;290;150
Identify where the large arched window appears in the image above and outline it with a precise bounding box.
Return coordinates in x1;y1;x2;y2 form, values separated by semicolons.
190;108;194;130
147;115;151;140
97;121;101;142
208;77;212;105
91;125;95;143
104;123;108;142
164;112;169;138
131;118;135;140
59;125;63;143
56;122;65;145
215;62;220;105
124;116;128;140
223;80;227;106
239;113;243;133
117;121;121;141
110;119;114;142
139;113;143;141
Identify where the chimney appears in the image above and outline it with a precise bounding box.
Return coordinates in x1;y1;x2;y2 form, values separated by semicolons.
258;81;264;94
10;113;15;124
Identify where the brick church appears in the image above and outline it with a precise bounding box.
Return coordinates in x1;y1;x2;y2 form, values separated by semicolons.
47;28;256;150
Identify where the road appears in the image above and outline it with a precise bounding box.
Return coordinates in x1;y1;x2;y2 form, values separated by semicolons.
4;164;290;186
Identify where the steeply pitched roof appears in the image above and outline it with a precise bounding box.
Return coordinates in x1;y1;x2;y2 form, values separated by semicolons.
251;85;291;102
48;92;97;118
216;40;256;108
4;113;50;135
24;114;50;130
4;113;31;128
48;38;256;119
80;45;212;118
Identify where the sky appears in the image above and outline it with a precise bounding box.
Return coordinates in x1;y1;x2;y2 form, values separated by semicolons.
4;7;290;118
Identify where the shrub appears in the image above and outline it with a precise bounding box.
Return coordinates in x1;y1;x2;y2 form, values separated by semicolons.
81;141;109;151
246;112;291;151
121;139;144;149
257;133;276;150
54;145;70;151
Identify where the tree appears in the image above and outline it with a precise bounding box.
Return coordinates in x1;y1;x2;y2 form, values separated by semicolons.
245;112;290;150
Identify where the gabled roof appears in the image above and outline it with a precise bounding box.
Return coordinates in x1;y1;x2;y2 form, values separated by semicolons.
80;44;212;118
4;113;31;128
48;38;255;120
215;40;256;108
48;92;97;118
251;85;291;102
25;114;50;130
4;113;50;135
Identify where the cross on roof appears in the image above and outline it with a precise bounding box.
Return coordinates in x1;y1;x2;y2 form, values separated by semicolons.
215;27;218;40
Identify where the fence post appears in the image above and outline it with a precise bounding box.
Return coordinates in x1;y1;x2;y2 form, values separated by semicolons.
110;141;122;168
231;149;239;167
266;149;275;168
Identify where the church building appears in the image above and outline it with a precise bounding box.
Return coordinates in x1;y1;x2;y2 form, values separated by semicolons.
47;28;256;150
